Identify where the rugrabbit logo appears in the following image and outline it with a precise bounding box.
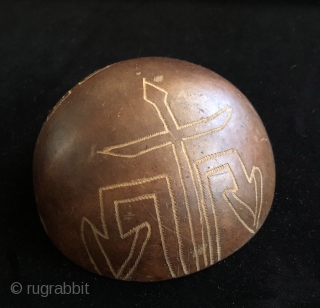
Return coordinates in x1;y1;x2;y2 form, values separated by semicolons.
11;282;89;297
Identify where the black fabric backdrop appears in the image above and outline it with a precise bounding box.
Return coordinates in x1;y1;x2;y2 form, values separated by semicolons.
1;1;320;307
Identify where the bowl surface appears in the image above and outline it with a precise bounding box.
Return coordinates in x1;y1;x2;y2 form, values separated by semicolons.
34;57;275;281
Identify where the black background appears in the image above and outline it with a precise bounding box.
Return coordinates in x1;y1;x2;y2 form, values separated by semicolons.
1;0;320;307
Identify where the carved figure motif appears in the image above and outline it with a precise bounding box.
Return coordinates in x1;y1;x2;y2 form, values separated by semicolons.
81;79;263;279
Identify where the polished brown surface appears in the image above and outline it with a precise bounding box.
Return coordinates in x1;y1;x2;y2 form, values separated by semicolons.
33;57;275;282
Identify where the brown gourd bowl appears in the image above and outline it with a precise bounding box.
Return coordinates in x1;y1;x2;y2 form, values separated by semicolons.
33;57;275;282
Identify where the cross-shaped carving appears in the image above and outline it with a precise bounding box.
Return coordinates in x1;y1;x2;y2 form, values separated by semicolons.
96;79;232;272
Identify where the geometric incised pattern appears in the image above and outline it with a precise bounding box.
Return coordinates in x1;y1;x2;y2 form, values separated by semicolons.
194;148;263;264
81;78;263;280
81;174;178;280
